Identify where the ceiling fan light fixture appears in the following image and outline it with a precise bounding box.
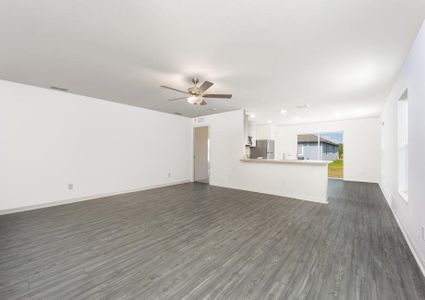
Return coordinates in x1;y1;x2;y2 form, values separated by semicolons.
187;96;202;105
161;78;231;106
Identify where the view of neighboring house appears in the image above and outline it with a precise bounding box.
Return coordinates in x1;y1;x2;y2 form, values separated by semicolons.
297;134;339;161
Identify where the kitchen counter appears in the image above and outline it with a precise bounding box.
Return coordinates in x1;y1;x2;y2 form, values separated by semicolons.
240;158;330;165
237;157;329;203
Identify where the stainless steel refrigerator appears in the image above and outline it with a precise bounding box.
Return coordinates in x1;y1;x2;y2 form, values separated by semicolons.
250;139;275;159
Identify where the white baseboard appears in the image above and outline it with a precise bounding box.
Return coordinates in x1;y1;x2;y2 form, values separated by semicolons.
0;180;191;216
209;183;328;204
378;183;425;277
343;177;379;184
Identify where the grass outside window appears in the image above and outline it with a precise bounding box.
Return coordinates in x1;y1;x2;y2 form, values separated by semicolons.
328;160;343;179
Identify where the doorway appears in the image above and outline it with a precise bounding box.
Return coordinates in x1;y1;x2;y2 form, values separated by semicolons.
297;131;344;179
194;126;209;183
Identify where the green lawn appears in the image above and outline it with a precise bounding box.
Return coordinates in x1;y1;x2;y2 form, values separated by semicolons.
328;159;343;178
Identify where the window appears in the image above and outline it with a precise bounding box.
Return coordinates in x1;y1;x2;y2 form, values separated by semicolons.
398;90;408;202
297;144;304;156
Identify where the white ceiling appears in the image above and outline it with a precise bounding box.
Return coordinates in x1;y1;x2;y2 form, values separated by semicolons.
0;0;424;123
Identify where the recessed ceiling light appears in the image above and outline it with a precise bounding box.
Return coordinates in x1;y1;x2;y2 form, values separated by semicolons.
281;109;287;114
294;117;300;121
268;120;272;124
249;114;256;118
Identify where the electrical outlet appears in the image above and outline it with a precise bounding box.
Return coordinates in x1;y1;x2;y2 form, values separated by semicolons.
168;172;171;178
68;183;73;190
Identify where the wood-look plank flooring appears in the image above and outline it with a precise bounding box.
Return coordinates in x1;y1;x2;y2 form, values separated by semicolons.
0;180;424;299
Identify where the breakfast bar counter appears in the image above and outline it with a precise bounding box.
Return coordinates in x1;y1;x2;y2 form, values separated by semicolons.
240;158;330;165
236;158;330;203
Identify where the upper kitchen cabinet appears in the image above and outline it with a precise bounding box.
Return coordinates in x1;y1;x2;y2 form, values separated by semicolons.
256;124;275;140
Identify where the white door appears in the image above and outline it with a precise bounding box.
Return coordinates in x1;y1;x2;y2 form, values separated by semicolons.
194;127;209;183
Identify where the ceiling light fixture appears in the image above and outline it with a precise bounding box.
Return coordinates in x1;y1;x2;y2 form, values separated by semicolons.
281;109;287;114
249;113;256;118
268;120;272;124
187;96;202;105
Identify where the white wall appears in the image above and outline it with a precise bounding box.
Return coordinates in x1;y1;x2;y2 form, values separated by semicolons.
380;21;425;273
193;110;246;187
194;110;328;203
274;118;381;183
1;79;192;212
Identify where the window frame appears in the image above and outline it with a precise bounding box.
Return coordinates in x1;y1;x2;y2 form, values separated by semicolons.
397;89;408;203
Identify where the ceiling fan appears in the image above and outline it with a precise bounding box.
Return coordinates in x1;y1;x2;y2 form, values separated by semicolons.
160;78;232;105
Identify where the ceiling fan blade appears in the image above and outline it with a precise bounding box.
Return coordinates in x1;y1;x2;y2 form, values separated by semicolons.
203;94;232;99
198;81;214;93
160;85;189;94
168;97;188;101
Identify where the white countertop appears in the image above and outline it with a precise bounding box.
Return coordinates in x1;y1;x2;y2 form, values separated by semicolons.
240;158;331;165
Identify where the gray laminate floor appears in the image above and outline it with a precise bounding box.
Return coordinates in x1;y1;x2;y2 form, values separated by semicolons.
0;180;424;299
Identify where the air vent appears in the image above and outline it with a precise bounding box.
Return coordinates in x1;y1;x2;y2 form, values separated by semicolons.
296;104;311;109
50;86;69;92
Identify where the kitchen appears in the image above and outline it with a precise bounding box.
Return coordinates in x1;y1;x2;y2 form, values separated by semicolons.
237;114;331;203
194;110;379;204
